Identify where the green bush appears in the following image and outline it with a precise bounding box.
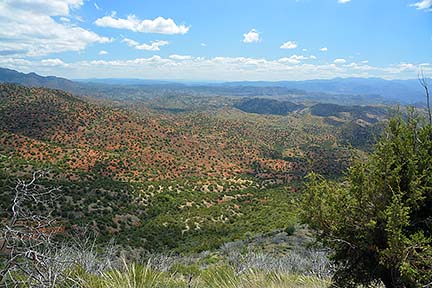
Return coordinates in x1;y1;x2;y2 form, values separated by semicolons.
302;113;432;287
285;225;296;236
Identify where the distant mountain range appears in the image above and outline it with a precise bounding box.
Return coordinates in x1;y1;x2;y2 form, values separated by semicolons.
0;67;75;90
0;67;428;104
219;78;426;104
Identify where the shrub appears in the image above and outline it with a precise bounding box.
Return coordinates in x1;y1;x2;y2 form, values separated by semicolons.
301;113;432;287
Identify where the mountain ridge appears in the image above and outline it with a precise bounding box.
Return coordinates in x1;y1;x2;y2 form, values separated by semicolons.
0;67;427;104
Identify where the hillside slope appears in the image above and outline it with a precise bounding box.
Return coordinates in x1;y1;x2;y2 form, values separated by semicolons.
0;83;379;252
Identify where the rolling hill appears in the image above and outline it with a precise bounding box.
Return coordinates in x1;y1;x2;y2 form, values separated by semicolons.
0;82;385;252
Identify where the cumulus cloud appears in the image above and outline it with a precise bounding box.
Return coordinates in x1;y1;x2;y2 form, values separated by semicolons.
7;0;84;16
334;58;347;64
0;0;111;57
278;55;308;64
95;15;190;34
280;41;298;49
320;47;328;52
410;0;432;10
396;63;417;71
338;0;351;3
136;41;169;51
0;58;32;67
122;38;169;51
40;58;67;66
99;50;108;55
122;38;139;47
169;54;192;60
243;29;260;43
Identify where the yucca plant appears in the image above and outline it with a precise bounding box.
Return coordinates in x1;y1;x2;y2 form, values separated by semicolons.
75;260;188;288
198;266;241;288
241;270;331;288
196;266;331;288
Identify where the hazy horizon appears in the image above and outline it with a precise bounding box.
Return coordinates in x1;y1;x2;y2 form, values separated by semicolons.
2;66;429;84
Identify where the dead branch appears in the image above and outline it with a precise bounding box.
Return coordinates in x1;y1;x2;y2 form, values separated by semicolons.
418;68;431;125
0;172;117;287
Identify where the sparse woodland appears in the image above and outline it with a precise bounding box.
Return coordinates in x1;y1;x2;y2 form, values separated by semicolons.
0;81;430;287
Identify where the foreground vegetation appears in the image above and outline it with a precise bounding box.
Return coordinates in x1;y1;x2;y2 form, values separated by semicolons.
72;264;331;288
0;177;331;286
302;112;432;287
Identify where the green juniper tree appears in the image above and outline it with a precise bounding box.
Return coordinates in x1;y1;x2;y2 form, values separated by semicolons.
302;109;432;287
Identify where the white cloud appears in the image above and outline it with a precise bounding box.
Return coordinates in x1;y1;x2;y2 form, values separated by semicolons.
169;54;192;60
40;58;67;66
136;40;169;51
320;47;328;52
334;58;347;64
122;38;169;51
201;43;207;47
396;62;416;71
280;41;298;49
0;58;32;67
122;38;139;47
94;15;190;34
278;55;308;64
338;0;351;3
410;0;432;10
0;0;111;57
310;55;317;60
94;2;101;10
6;0;84;16
243;29;260;43
99;50;108;55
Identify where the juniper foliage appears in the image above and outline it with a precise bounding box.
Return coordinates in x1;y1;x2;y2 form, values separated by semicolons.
302;112;432;287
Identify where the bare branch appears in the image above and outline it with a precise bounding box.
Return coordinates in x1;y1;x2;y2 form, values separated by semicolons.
1;173;118;287
418;68;431;125
0;171;64;287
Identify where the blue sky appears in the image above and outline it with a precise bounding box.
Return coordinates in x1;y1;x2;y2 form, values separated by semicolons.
0;0;431;80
